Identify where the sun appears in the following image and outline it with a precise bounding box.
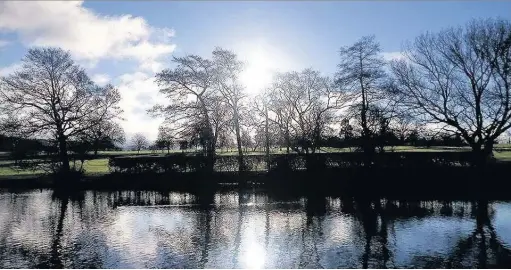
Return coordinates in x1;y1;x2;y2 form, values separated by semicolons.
239;46;274;96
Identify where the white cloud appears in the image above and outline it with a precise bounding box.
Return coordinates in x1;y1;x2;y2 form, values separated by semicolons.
381;51;406;62
0;62;22;76
116;71;165;142
91;73;111;86
0;1;176;69
0;39;10;48
0;1;176;140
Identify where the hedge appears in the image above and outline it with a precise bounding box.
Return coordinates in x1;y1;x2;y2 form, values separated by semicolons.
108;151;478;174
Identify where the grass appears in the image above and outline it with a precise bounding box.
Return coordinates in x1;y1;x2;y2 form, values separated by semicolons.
77;158;110;174
0;158;110;177
495;151;511;162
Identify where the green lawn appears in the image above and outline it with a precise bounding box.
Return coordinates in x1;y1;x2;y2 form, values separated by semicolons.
0;158;110;177
495;151;511;162
80;158;110;174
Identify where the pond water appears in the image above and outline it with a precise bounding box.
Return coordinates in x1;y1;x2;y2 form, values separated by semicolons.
1;189;511;268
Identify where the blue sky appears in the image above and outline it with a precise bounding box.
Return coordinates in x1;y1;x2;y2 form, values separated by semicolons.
86;1;511;73
1;1;511;140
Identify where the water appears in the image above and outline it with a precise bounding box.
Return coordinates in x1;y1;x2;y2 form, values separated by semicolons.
1;189;511;268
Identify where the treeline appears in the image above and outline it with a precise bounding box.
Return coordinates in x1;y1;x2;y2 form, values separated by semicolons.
1;17;511;178
148;17;511;169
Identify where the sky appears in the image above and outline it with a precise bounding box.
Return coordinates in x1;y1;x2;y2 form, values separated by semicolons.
1;1;511;142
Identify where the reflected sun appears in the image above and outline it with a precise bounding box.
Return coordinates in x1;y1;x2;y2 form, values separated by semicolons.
242;242;266;269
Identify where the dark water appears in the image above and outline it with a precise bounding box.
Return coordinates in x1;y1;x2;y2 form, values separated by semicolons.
1;189;511;268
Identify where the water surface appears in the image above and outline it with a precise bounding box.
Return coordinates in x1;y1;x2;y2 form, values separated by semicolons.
1;189;511;268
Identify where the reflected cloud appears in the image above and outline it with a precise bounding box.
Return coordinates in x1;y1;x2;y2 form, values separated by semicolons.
1;190;511;268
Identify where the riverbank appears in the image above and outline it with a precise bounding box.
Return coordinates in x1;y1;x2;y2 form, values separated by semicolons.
1;164;510;200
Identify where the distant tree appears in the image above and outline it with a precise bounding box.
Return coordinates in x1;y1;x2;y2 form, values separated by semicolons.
266;69;351;155
407;129;420;146
392;114;422;145
241;129;253;152
155;125;174;154
0;47;122;175
339;118;355;148
179;140;188;152
390;18;511;164
83;120;125;156
131;133;149;154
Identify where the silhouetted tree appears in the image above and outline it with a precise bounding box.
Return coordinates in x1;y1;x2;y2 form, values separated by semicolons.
150;54;217;167
179;140;188;152
336;35;388;155
130;133;149;154
213;47;247;171
390;18;511;164
209;97;232;152
82;120;125;156
392;113;422;145
336;36;390;158
267;69;350;155
0;47;122;175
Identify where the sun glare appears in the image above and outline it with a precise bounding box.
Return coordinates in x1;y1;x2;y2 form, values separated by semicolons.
242;242;266;269
240;47;274;96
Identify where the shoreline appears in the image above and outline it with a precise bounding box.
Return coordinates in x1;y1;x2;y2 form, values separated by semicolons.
1;165;510;200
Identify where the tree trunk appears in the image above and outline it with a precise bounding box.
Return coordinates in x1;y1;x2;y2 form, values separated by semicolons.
93;138;99;157
265;107;270;171
58;135;70;174
233;109;244;172
285;130;291;154
198;96;215;172
471;140;495;166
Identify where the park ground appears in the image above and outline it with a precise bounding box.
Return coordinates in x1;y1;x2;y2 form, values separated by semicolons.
1;145;511;179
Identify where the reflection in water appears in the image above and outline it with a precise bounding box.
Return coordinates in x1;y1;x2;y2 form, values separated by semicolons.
0;189;511;268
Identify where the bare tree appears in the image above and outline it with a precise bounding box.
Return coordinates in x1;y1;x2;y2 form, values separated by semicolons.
0;47;122;174
82;120;125;156
131;133;149;154
212;47;247;171
155;125;174;154
267;69;351;155
336;35;388;154
390;18;511;164
209;96;232;151
391;113;423;145
258;86;295;154
241;129;253;153
150;54;217;164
